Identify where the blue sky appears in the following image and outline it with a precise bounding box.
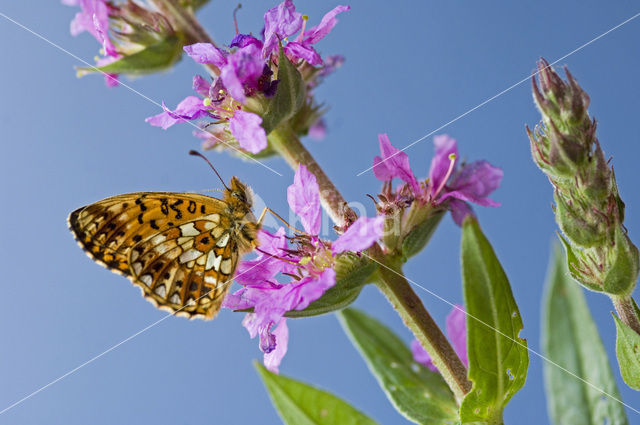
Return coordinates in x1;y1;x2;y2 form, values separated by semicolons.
0;1;639;424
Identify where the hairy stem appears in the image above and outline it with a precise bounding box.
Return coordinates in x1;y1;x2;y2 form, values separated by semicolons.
612;296;640;335
269;126;353;227
370;246;472;403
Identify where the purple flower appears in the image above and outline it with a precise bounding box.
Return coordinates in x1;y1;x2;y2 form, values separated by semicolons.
262;2;350;65
225;164;383;372
411;305;467;372
228;110;268;154
67;0;117;57
372;133;503;225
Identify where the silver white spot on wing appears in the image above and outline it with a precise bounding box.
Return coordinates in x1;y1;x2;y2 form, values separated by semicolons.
179;248;202;264
180;222;200;237
206;252;222;271
140;275;152;286
154;285;166;297
216;233;230;248
220;258;233;275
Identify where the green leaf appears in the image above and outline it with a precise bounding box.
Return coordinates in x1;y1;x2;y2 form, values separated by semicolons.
338;308;459;425
255;363;378;425
261;43;306;134
79;35;183;75
402;211;445;260
543;246;629;425
286;255;376;318
460;218;529;425
613;315;640;390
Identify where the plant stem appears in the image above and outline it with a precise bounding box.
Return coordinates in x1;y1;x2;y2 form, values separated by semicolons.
151;0;214;45
612;296;640;335
370;246;472;403
268;120;471;403
150;0;220;74
269;126;353;227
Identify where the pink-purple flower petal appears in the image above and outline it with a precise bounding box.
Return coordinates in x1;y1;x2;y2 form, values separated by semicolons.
221;44;264;103
428;134;458;196
263;0;303;58
446;305;468;367
68;0;117;57
264;319;289;373
228;110;268;154
332;216;384;255
287;165;322;235
372;134;420;194
284;42;322;66
439;160;503;207
145;96;211;130
183;43;227;68
303;5;350;45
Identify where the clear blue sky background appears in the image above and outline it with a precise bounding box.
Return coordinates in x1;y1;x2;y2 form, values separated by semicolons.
1;1;639;424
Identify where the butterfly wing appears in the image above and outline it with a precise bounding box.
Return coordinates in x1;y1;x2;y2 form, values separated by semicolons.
68;192;241;319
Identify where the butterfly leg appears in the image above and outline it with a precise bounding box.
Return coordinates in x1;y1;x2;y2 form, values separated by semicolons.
257;207;305;234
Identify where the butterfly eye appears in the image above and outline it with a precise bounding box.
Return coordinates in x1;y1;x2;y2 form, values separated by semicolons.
232;191;247;203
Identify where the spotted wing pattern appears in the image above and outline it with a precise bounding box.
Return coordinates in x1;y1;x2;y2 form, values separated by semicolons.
68;192;240;319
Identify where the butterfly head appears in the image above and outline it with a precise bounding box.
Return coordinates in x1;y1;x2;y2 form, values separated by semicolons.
225;176;254;214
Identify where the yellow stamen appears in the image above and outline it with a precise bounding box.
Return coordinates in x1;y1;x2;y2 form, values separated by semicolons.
203;97;212;107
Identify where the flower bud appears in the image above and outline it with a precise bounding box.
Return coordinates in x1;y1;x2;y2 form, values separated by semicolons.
554;190;606;247
603;228;640;296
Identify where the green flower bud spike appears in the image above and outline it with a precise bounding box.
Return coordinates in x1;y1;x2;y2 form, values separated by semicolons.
527;58;640;336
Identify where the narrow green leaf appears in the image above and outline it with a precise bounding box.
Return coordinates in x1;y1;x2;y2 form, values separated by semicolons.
255;363;378;425
460;218;529;424
613;315;640;390
79;35;183;75
543;246;629;425
261;43;306;134
338;308;459;425
286;255;376;318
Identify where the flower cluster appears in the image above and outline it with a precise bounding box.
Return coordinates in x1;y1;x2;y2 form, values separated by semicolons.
411;306;467;372
65;0;178;87
223;165;384;372
147;1;349;155
373;133;503;227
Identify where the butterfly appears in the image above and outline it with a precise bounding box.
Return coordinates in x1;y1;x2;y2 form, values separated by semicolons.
68;154;262;320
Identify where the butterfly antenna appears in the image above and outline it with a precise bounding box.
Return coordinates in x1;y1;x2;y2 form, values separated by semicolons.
189;150;230;190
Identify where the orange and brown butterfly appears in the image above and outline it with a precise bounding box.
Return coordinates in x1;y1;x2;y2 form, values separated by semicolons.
68;152;262;320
